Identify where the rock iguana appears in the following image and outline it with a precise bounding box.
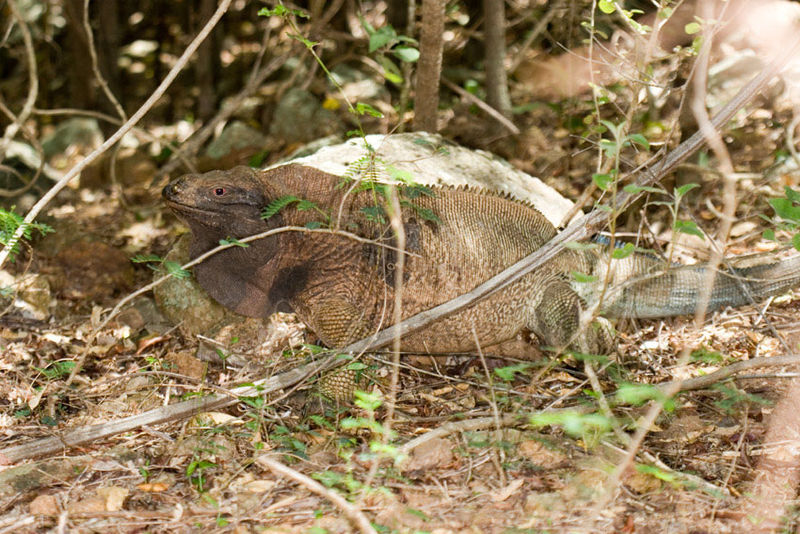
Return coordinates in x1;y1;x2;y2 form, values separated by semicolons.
163;163;800;387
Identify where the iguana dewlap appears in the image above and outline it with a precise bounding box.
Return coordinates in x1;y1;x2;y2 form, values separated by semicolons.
163;162;800;358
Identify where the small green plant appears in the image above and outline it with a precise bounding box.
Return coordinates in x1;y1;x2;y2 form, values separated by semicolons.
34;360;76;380
131;253;190;279
690;346;725;364
764;186;800;250
269;424;309;458
712;384;771;415
0;207;53;261
261;195;330;225
360;18;419;85
493;362;534;382
614;383;676;411
529;410;613;443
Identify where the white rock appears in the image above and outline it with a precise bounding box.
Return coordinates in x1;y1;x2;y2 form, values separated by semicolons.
267;132;576;227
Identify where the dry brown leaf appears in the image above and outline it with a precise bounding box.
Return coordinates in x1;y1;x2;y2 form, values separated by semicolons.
491;478;524;502
401;437;455;473
29;494;59;516
137;482;170;492
98;486;129;511
518;440;567;468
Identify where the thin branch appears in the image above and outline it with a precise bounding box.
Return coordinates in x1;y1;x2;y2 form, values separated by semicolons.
82;0;127;122
0;0;38;162
256;455;377;534
441;77;520;135
655;354;800;393
0;0;235;270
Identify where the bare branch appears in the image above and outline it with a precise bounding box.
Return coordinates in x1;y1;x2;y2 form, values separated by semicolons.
257;455;377;534
0;0;38;162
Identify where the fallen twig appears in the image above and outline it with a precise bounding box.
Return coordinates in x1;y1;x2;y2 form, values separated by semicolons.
256;455;377;534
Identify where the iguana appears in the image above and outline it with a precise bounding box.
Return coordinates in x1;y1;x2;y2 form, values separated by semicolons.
163;163;800;394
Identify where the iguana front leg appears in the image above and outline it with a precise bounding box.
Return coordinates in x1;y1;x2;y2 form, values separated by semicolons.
304;296;381;402
530;280;615;355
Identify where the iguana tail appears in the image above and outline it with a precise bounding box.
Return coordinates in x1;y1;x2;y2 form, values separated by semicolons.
598;254;800;319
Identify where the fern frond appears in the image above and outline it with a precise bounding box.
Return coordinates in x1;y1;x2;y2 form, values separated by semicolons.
262;195;300;219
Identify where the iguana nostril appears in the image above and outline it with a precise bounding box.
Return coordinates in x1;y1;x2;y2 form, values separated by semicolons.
162;179;183;199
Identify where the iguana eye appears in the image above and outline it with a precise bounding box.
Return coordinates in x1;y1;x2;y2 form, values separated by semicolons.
213;187;226;196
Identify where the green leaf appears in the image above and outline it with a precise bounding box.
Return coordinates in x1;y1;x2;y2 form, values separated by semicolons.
675;183;700;197
690;346;724;364
623;184;663;195
571;271;598;283
355;102;384;118
684;21;701;35
258;6;286;17
636;463;678;483
592;172;614;191
673;220;705;239
769;197;800;223
403;184;436;199
354;390;383;412
626;133;650;150
164;261;190;279
611;242;635;260
494;363;532;381
305;221;322;230
762;229;776;241
530;411;612;437
785;186;800;203
368;25;397;52
131;254;162;264
386;165;415;183
296;199;317;211
599;119;624;139
598;0;616;14
290;33;318;48
792;233;800;251
412;206;441;224
392;46;419;63
360;205;386;223
615;383;671;407
219;238;248;247
262;195;300;219
599;139;619;158
377;55;403;84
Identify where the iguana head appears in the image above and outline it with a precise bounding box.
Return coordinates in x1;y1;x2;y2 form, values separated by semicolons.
163;165;268;239
163;165;285;318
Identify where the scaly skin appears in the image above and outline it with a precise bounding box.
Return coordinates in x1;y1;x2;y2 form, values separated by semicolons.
163;164;800;395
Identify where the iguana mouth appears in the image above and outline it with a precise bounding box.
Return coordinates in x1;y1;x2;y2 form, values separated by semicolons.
163;199;214;215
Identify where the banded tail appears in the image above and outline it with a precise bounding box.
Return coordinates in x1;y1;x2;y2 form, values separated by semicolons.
597;253;800;319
